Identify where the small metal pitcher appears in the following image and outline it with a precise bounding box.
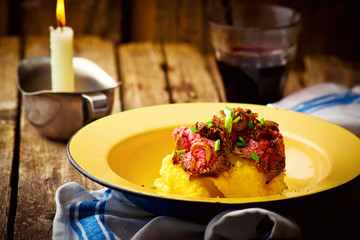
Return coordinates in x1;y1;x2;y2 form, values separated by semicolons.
17;57;120;140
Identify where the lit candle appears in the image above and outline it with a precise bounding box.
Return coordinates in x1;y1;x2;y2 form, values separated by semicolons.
49;0;75;92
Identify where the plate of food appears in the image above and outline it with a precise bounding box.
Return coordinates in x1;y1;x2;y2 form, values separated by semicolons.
67;103;360;222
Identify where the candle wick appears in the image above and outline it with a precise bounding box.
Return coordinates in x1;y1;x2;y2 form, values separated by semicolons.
57;21;64;32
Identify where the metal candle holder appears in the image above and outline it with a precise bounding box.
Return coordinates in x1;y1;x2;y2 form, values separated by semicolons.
17;57;119;140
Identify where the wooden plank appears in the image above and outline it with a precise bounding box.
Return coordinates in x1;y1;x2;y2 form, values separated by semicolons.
73;36;121;113
153;0;210;53
129;0;156;41
14;36;119;239
19;0;122;42
204;54;227;102
0;36;20;240
303;54;356;88
118;42;170;110
164;43;220;103
283;70;305;97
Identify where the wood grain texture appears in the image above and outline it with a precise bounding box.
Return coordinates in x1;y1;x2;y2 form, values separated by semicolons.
283;70;305;97
0;36;20;240
118;42;170;110
303;54;358;88
164;44;219;103
74;36;121;113
10;0;360;65
19;0;122;42
153;0;210;53
129;0;156;41
14;36;118;239
204;54;227;102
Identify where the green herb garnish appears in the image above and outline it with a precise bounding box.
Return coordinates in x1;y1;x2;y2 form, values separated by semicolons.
225;115;232;133
236;137;247;147
150;185;156;189
224;106;234;117
190;126;198;133
175;149;186;154
224;106;234;133
206;120;213;127
251;152;260;163
249;121;254;131
260;118;265;125
233;116;241;123
215;139;221;151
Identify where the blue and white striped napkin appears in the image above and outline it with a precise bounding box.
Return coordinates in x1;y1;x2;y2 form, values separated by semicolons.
268;83;360;137
52;182;301;240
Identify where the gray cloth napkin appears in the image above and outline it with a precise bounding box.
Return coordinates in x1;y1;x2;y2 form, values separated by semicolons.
52;182;302;240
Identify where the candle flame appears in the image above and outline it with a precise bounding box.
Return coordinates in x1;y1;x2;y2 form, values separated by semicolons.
56;0;66;27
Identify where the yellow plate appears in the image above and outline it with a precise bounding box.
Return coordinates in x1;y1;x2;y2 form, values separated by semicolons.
67;103;360;220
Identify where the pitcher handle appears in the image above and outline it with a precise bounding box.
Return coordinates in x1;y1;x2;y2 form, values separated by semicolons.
82;92;108;124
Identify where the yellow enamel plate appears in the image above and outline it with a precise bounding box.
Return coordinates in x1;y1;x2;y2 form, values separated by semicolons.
67;103;360;218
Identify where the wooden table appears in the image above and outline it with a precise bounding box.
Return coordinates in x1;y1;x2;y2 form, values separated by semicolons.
1;35;359;239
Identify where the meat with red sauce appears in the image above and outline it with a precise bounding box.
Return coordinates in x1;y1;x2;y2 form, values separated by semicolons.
172;127;231;176
172;107;285;183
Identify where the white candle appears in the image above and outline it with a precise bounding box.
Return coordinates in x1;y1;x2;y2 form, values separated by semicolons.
50;26;75;92
50;0;75;92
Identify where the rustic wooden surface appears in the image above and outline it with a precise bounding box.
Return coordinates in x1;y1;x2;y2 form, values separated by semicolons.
0;37;19;240
17;0;122;42
3;0;359;65
119;42;169;109
0;35;359;239
118;43;222;110
13;36;119;239
127;0;360;67
164;43;219;103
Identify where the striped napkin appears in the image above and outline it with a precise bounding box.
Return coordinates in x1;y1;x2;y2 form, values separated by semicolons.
52;182;301;240
268;83;360;137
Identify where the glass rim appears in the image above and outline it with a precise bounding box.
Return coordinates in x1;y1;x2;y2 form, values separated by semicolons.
208;3;302;32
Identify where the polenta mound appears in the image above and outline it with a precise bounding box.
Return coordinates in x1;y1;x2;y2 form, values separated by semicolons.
154;154;287;198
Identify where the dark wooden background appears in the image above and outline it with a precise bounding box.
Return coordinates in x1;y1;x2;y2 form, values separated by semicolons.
1;0;359;69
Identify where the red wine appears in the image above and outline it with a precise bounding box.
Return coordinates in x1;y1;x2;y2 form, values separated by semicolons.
215;46;292;104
